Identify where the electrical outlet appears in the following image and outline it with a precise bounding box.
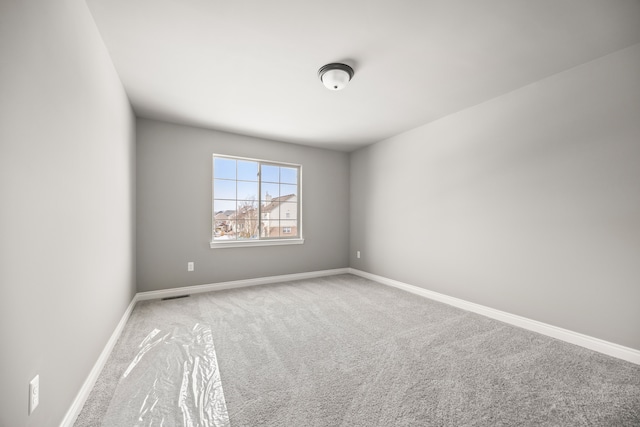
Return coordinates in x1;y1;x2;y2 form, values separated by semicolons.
356;251;361;259
187;262;194;272
29;375;39;414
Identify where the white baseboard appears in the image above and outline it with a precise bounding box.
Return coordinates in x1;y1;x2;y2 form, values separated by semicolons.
59;267;349;426
348;268;640;365
136;268;350;301
59;296;137;427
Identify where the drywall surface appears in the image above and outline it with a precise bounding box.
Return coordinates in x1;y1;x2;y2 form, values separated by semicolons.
0;0;136;426
350;44;640;350
136;119;350;292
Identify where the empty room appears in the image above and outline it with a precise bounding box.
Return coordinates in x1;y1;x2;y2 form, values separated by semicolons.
2;0;640;426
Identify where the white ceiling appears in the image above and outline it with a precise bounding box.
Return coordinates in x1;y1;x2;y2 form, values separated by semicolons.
86;0;640;151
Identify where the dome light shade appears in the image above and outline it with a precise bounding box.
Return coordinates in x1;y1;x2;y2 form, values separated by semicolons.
318;63;354;91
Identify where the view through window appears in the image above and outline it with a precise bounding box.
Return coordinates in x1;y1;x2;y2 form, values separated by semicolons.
212;155;301;245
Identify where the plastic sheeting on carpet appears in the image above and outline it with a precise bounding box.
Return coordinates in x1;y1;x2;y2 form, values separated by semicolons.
101;323;230;427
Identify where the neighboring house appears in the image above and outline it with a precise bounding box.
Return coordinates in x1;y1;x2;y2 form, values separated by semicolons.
261;194;298;237
214;210;235;238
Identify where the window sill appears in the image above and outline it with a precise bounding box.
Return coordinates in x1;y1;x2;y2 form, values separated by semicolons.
210;238;304;249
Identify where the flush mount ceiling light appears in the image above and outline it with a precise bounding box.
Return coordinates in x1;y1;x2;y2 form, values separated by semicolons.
318;63;354;91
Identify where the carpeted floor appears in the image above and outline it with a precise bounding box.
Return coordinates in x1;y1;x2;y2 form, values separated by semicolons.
75;274;640;426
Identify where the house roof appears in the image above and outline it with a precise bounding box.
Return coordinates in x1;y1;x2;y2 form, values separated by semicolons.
214;212;229;220
262;194;295;213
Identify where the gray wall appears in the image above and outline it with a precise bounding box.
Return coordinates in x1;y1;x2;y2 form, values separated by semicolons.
136;119;350;292
0;0;136;426
350;44;640;350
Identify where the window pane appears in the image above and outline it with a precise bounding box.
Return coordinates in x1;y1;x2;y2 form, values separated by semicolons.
261;165;279;183
265;201;280;219
214;157;236;179
280;218;296;231
263;222;280;237
237;160;258;181
236;199;258;213
261;220;280;238
214;179;236;200
214;199;236;213
235;201;258;239
235;201;257;237
237;181;258;201
214;219;235;240
280;184;297;197
237;219;259;239
280;167;297;184
261;182;279;200
280;202;297;220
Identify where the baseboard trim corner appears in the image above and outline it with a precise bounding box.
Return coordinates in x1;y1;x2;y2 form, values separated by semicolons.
136;267;350;301
59;295;138;427
348;268;640;365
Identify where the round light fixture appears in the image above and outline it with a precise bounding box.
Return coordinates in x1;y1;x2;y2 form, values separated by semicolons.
318;63;354;91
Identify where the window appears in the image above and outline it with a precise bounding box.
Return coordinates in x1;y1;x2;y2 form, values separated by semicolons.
211;155;303;248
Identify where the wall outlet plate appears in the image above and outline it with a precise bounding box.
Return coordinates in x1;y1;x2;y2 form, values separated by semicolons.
187;262;194;272
29;375;39;414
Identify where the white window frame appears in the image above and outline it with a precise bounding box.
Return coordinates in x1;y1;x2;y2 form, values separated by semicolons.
210;154;303;249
